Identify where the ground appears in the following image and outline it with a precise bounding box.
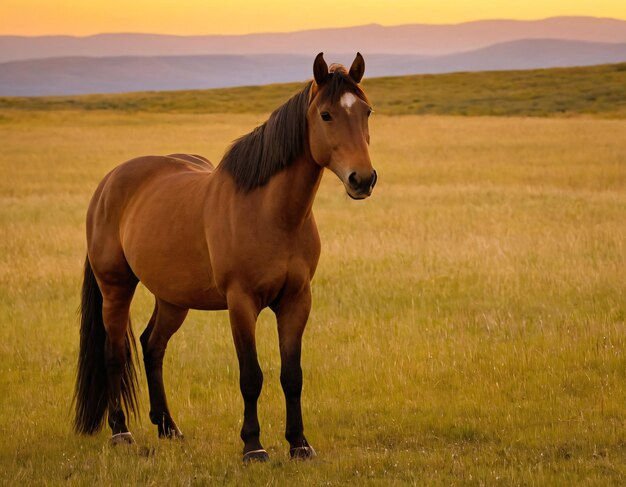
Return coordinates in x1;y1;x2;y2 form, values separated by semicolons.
0;109;624;485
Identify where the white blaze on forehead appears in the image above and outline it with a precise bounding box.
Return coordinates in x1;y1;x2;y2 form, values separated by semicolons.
340;92;357;112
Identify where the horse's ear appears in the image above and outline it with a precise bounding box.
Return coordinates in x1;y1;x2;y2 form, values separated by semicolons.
349;52;365;83
313;52;328;85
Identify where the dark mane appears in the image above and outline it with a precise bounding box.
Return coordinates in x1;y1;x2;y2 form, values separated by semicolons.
219;69;369;191
219;82;312;191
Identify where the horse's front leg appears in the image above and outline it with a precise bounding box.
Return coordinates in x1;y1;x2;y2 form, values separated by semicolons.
273;284;316;460
227;290;268;463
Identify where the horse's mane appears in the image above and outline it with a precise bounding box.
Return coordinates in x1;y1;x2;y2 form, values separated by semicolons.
219;69;368;191
219;82;312;192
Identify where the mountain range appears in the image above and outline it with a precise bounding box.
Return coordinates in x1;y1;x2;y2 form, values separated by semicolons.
1;17;625;96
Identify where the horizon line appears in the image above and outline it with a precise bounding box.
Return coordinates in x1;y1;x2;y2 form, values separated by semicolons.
2;15;625;38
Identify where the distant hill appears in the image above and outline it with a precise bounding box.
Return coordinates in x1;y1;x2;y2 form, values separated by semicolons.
420;39;626;71
0;40;625;96
3;63;625;119
1;16;626;62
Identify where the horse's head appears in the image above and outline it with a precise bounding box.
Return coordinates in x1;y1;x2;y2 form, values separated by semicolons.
307;53;377;200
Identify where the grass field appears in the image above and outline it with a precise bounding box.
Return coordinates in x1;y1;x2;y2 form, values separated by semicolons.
1;63;625;118
0;79;625;484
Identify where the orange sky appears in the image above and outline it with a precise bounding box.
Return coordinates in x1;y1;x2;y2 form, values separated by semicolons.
2;0;626;36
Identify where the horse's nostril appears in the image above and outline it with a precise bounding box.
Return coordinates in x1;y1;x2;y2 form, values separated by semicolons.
348;172;360;190
371;170;378;189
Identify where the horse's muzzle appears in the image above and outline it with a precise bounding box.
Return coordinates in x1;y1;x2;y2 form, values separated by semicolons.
347;169;377;199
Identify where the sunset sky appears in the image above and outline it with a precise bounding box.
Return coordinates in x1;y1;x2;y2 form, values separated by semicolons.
2;0;626;36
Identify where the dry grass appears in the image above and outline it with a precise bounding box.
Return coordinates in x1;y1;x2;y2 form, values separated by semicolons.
0;110;624;485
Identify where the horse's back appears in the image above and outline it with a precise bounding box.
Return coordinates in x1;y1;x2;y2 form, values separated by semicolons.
88;154;213;225
166;153;215;170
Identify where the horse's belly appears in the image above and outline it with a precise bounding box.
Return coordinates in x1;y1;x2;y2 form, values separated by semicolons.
144;275;226;310
129;248;227;310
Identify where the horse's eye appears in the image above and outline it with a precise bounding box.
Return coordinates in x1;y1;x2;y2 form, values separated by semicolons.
320;112;332;122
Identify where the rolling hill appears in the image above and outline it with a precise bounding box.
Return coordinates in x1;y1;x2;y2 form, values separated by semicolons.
1;40;625;96
2;16;626;62
2;62;624;119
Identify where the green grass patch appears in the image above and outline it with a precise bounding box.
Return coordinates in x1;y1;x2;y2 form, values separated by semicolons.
1;63;625;118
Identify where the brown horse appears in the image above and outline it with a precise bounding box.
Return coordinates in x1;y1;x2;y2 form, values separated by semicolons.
74;53;376;463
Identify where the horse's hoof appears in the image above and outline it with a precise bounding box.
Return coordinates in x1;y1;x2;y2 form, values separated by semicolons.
110;432;135;446
169;430;184;440
243;449;270;464
290;445;317;460
158;418;184;440
159;427;184;440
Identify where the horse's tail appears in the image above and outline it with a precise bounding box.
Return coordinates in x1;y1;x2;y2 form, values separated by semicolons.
73;255;139;434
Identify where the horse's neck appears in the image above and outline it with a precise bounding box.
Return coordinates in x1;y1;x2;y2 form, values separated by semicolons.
262;153;323;229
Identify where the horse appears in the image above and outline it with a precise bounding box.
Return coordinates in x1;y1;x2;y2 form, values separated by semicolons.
73;52;377;463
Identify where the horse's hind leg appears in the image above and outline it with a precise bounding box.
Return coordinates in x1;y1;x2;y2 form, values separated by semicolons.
100;280;139;445
140;299;188;438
